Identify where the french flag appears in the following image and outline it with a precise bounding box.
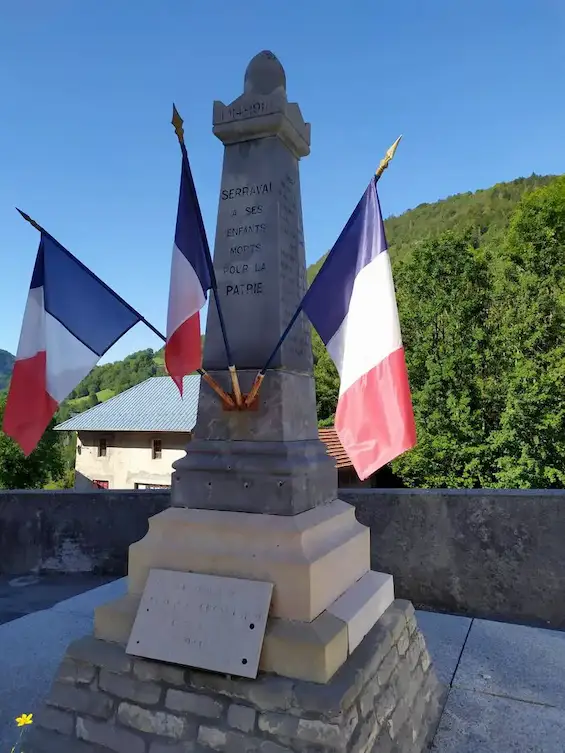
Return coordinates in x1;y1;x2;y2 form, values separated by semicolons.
165;136;212;395
302;177;416;480
2;231;141;456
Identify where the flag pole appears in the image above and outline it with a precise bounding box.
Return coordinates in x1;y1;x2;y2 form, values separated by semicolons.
171;106;243;408
243;135;403;408
16;209;235;409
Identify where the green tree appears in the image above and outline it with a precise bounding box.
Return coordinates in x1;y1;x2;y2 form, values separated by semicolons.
0;349;14;392
312;329;339;426
0;394;66;489
86;393;99;409
391;231;495;487
488;176;565;487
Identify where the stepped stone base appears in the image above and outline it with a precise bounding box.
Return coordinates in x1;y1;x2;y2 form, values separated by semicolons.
26;601;445;753
94;502;395;684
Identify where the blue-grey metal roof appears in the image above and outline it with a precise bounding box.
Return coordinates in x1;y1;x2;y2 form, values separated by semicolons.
54;376;200;433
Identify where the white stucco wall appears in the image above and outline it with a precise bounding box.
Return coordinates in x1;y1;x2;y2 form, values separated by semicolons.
74;431;191;490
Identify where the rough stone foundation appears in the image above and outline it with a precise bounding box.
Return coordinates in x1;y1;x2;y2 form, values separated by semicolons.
26;601;444;753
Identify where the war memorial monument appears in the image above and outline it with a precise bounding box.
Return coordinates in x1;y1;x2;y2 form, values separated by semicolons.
28;52;444;753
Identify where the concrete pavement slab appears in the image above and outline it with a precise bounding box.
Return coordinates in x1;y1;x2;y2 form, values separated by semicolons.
0;573;115;625
0;609;93;748
432;687;565;752
51;576;127;615
453;618;565;708
416;609;472;685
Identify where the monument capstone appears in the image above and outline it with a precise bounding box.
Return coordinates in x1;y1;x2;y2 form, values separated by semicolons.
27;51;445;753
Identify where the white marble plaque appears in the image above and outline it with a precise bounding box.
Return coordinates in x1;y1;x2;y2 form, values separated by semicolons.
126;569;273;678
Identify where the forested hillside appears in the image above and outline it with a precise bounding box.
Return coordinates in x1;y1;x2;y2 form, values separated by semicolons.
307;173;554;281
57;348;167;422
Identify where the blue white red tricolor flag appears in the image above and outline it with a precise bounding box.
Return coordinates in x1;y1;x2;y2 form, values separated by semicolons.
2;233;140;456
165;141;212;394
302;178;416;480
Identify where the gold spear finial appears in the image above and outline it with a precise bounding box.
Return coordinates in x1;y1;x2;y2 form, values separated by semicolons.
375;135;402;180
16;208;45;234
171;104;185;145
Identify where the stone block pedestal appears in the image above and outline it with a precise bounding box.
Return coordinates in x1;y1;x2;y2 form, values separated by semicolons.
27;601;445;753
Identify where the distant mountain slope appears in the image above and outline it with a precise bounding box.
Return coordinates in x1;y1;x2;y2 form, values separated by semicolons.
0;349;14;392
307;173;556;281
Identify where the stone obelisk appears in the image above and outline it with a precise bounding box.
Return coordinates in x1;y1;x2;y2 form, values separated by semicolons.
170;50;335;516
27;52;444;753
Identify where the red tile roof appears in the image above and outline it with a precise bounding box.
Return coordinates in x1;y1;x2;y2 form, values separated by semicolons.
318;427;352;469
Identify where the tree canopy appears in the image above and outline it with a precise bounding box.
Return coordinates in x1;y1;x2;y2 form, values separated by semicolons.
0;393;66;489
310;173;565;488
392;176;565;487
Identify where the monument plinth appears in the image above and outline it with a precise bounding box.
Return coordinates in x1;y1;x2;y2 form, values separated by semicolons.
27;52;445;753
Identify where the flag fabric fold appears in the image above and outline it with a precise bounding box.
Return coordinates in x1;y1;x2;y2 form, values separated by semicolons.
301;177;416;480
165;144;212;394
3;233;140;456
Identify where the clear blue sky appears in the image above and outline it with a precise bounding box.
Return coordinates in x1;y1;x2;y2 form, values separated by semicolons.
1;0;563;362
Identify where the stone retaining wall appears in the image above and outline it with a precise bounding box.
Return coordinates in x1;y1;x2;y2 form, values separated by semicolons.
347;488;565;628
27;600;445;753
0;489;168;575
2;487;565;626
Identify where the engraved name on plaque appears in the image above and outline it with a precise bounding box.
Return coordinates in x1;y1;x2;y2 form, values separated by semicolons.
127;569;273;679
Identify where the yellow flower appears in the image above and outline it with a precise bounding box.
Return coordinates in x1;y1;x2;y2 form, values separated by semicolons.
15;713;33;727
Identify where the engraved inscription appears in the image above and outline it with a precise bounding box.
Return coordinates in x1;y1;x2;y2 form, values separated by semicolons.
219;180;271;300
222;183;272;200
226;282;263;296
204;135;312;371
216;99;280;124
227;224;266;237
230;243;261;256
226;101;267;121
127;570;273;678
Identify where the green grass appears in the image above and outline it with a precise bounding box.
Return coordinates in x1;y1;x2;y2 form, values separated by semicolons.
66;388;115;412
66;396;88;409
96;388;115;402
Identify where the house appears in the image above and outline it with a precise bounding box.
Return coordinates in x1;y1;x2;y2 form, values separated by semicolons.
55;376;388;490
55;377;199;490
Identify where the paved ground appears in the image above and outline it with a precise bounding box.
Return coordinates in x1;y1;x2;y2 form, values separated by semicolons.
0;573;115;625
0;576;564;751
